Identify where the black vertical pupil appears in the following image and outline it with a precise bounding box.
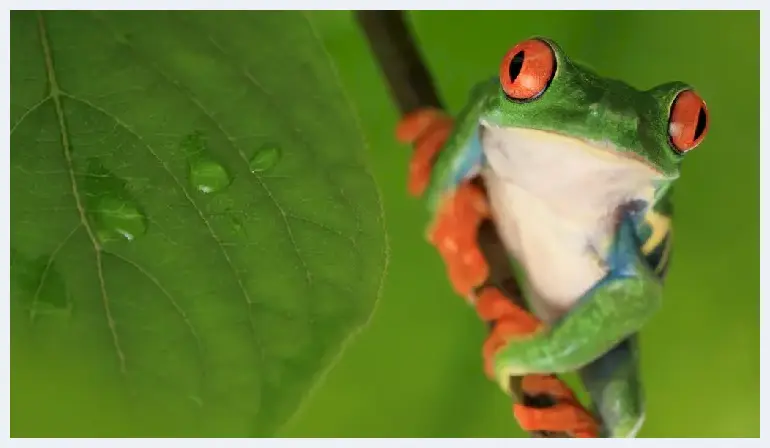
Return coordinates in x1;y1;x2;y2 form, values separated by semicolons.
694;107;707;140
508;51;525;82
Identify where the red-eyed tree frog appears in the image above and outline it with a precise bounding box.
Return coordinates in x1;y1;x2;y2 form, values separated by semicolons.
396;37;709;437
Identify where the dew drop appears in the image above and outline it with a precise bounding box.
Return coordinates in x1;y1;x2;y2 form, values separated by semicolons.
83;159;148;244
249;144;281;173
182;131;232;194
94;195;147;243
189;158;231;194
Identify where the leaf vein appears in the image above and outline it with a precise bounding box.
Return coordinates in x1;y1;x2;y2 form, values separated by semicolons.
104;250;207;397
30;224;81;321
11;95;52;136
36;11;127;374
61;90;264;364
204;33;365;257
91;12;312;291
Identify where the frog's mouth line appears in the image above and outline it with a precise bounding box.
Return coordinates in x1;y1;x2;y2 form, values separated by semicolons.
479;120;667;178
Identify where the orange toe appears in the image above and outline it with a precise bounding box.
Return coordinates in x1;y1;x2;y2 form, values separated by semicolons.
395;108;447;143
476;287;542;378
408;118;453;197
475;288;540;328
447;256;489;297
521;374;579;403
452;182;490;218
513;403;599;436
482;332;507;378
428;183;491;296
482;318;543;378
427;183;489;245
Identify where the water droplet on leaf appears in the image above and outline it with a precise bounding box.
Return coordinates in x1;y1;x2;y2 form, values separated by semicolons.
94;195;147;242
249;144;281;173
83;159;148;244
181;132;232;194
189;159;231;194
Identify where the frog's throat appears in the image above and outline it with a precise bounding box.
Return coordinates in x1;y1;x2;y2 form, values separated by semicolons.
478;124;662;216
479;120;667;178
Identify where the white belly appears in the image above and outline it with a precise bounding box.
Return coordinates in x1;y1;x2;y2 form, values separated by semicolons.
482;168;607;322
479;125;657;323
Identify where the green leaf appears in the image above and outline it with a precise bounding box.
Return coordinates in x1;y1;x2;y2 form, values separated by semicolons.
10;11;387;437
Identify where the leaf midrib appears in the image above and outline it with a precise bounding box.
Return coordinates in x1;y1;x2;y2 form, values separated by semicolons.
36;11;127;374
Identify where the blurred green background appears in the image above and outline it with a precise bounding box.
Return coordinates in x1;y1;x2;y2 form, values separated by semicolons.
279;11;759;437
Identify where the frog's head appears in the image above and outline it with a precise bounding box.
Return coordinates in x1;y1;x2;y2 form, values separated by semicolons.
479;37;709;210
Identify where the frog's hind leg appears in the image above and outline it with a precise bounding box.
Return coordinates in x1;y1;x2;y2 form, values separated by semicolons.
578;335;645;438
427;182;491;296
477;287;600;438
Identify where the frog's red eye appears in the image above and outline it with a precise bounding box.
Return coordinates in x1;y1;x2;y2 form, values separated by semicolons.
668;89;709;153
499;38;556;101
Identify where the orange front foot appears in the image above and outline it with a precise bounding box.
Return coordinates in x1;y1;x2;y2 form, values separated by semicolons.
475;287;543;378
514;375;600;437
427;182;491;297
396;108;454;197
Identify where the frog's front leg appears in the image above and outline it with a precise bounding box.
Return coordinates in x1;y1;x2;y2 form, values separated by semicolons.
578;336;645;438
397;107;490;296
396;108;456;197
491;215;663;382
